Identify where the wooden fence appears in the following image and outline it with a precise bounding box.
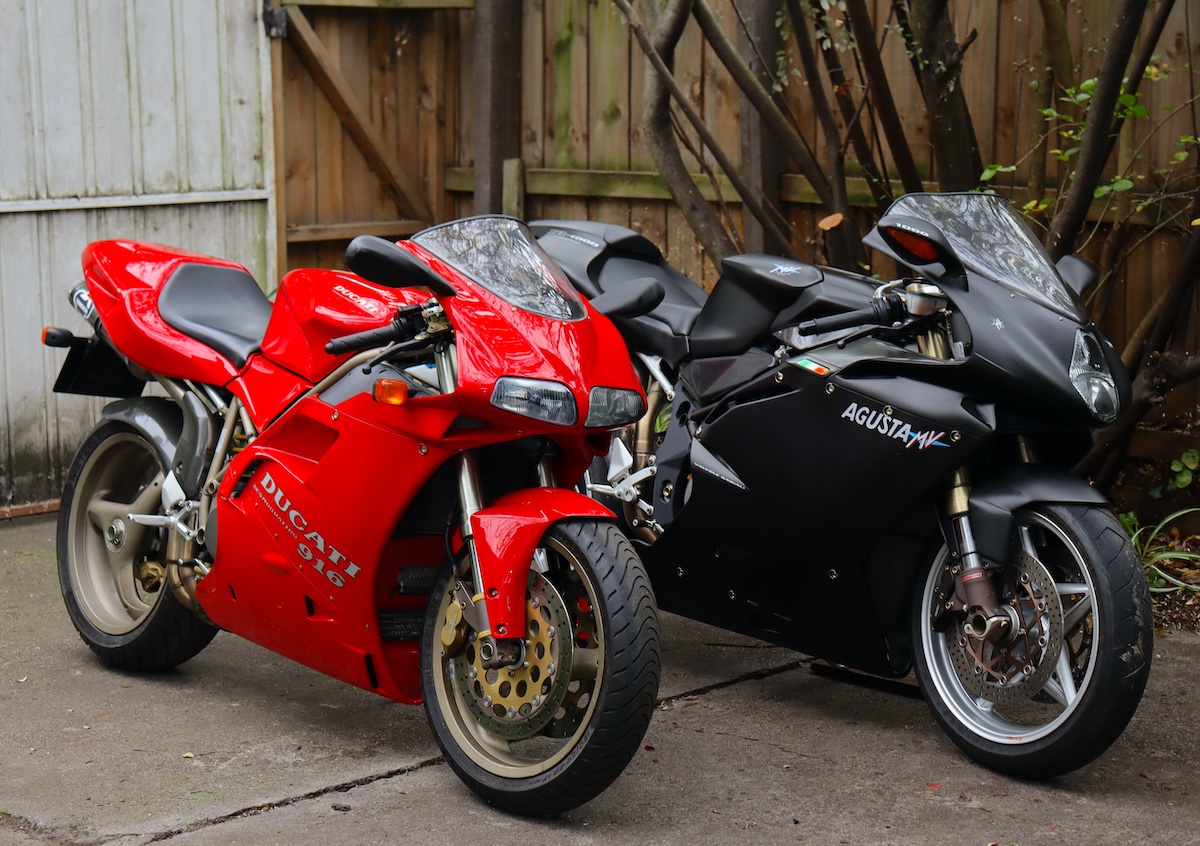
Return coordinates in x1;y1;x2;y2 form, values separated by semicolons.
2;0;1196;509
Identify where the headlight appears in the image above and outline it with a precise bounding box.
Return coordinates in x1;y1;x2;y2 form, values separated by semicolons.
585;387;646;428
1069;329;1119;424
490;377;577;426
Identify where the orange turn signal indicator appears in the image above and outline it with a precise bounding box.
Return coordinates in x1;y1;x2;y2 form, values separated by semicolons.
373;378;409;405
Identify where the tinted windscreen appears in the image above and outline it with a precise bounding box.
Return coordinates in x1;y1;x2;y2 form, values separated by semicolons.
889;193;1083;320
413;217;586;320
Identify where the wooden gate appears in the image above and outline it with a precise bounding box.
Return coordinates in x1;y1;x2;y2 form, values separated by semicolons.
269;2;466;272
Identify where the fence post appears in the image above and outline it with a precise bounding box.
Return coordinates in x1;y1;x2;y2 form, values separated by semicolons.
502;158;526;219
474;0;523;214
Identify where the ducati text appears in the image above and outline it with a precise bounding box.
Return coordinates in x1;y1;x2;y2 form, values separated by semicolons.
255;471;362;588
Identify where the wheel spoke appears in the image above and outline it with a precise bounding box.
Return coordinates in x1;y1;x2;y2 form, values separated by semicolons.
1043;644;1078;707
570;645;602;680
85;492;128;534
1059;583;1092;633
1017;525;1038;557
128;475;164;517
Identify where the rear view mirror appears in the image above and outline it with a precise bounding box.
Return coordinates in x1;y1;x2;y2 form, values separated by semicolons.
345;235;456;297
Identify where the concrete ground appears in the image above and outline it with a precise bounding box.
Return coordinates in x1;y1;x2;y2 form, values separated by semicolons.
1;511;1197;846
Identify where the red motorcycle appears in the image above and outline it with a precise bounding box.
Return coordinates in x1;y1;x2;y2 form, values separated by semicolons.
42;216;661;815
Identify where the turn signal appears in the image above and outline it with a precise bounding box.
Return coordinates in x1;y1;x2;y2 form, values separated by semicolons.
373;379;409;405
42;327;75;347
882;226;941;263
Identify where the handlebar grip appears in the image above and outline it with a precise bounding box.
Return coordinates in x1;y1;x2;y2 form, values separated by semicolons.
795;295;907;337
796;304;881;336
325;322;402;355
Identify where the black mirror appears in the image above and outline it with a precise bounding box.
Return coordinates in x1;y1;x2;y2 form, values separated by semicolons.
1055;254;1097;295
345;235;456;297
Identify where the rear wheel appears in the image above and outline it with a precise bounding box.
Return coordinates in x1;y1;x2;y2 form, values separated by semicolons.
421;519;660;815
58;420;217;671
913;504;1152;777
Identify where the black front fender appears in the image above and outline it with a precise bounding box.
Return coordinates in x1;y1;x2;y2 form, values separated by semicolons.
968;466;1109;567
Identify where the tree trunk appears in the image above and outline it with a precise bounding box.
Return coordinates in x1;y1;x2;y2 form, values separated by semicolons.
897;0;983;190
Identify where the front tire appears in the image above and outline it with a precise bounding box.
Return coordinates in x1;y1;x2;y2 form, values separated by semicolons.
58;420;217;671
912;503;1152;777
421;519;660;815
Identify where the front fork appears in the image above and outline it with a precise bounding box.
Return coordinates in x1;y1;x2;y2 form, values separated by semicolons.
943;469;1016;641
438;340;538;670
938;436;1041;640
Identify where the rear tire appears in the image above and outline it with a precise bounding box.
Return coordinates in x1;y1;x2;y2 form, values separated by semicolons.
912;503;1152;777
421;519;660;815
58;420;217;671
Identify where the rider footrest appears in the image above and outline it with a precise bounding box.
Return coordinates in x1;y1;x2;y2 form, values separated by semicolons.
378;610;425;641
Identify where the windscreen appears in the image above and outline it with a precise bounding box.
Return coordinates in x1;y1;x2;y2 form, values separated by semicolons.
888;193;1084;320
413;216;586;320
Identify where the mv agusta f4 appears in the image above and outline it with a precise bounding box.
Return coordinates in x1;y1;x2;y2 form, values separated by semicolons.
43;216;661;815
533;192;1153;778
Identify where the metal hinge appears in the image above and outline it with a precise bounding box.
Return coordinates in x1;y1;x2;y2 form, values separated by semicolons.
263;2;287;39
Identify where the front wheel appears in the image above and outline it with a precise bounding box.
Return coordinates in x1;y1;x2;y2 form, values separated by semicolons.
421;519;660;815
913;504;1152;777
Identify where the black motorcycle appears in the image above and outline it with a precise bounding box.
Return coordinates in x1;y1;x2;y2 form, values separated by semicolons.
532;192;1152;778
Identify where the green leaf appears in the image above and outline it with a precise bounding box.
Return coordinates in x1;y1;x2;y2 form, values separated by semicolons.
1171;459;1184;472
1176;151;1190;163
980;166;998;182
1177;468;1194;489
1118;93;1137;108
1094;184;1113;198
1150;486;1164;499
1111;178;1134;192
1183;449;1199;470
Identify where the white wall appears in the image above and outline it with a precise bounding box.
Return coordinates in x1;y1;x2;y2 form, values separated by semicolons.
0;0;274;507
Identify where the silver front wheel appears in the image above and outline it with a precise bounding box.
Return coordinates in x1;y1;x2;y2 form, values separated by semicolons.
913;504;1151;777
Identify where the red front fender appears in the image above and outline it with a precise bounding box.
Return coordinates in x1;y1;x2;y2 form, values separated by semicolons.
469;488;615;637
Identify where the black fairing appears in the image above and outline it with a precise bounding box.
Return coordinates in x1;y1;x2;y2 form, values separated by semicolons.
532;220;706;366
643;367;992;677
688;255;822;358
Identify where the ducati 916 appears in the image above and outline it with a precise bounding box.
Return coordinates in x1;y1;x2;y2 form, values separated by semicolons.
532;192;1152;778
43;216;660;815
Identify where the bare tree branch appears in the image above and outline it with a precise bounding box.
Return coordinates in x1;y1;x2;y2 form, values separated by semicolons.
1047;0;1150;260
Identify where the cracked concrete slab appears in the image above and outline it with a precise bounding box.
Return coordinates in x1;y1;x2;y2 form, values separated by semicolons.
3;512;1198;846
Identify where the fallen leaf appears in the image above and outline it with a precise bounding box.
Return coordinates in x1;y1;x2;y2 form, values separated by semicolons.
332;803;351;813
181;752;194;759
927;782;941;790
17;676;28;683
819;213;845;231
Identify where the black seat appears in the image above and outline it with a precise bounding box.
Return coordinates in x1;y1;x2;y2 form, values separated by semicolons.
158;263;272;368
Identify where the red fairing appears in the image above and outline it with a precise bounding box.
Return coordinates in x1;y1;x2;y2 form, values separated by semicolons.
260;268;424;383
402;241;645;425
83;240;253;385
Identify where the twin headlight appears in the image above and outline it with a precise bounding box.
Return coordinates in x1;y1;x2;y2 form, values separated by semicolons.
1069;329;1119;424
490;378;644;428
